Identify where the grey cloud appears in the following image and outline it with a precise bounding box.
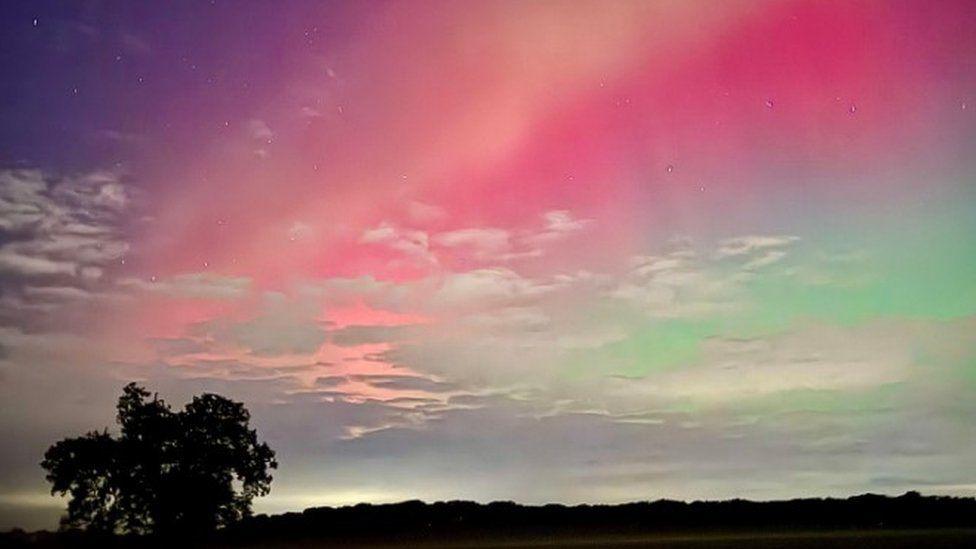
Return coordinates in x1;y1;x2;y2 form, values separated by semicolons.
406;201;446;224
118;272;251;300
446;394;489;406
521;210;592;246
22;286;94;302
715;235;799;259
360;223;435;264
377;396;442;406
154;356;320;382
189;292;328;356
315;375;349;388
349;374;458;393
0;252;77;276
423;210;592;263
150;336;212;357
246;119;274;141
433;228;511;252
606;236;800;318
329;324;423;347
0;168;132;329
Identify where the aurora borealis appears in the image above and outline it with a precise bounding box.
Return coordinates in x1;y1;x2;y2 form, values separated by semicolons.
1;0;975;531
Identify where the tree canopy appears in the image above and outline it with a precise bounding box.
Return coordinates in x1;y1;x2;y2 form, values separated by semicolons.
41;383;276;535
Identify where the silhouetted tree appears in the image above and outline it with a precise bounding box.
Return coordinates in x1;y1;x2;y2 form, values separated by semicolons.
41;383;276;536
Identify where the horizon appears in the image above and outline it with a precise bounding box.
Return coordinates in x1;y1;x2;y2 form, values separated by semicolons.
4;490;964;534
1;0;975;533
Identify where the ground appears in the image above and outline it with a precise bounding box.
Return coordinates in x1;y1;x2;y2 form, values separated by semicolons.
228;529;976;548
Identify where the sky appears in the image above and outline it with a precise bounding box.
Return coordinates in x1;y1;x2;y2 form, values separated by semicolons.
0;0;975;532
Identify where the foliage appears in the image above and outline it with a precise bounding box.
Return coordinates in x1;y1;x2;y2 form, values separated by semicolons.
41;383;276;535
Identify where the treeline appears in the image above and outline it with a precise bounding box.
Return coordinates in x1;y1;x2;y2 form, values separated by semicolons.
223;491;974;544
4;491;975;547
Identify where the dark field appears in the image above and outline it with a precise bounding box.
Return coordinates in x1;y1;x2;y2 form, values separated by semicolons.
226;529;976;548
6;528;976;548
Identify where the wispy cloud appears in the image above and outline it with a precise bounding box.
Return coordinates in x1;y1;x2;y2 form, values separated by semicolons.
0;169;132;329
118;272;251;300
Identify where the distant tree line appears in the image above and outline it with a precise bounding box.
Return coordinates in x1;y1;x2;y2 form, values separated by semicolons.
217;492;975;545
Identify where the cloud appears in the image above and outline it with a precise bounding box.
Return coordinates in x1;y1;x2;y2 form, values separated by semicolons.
0;169;129;243
407;201;447;224
433;228;512;258
0;169;132;327
431;268;562;309
422;209;592;263
606;235;800;318
149;337;212;357
302;234;808;403
246;119;274;141
288;221;314;242
0;252;78;276
315;375;349;388
330;324;423;347
347;208;593;273
461;306;551;332
300;106;323;119
607;252;736;318
22;286;94;302
715;235;799;259
360;222;435;264
118;272;251;300
742;250;788;270
309;268;564;317
246;119;275;157
189;292;328;357
606;321;917;405
522;210;592;245
349;374;458;393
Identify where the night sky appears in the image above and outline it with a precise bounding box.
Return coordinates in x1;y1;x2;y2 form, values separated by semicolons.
1;0;975;531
